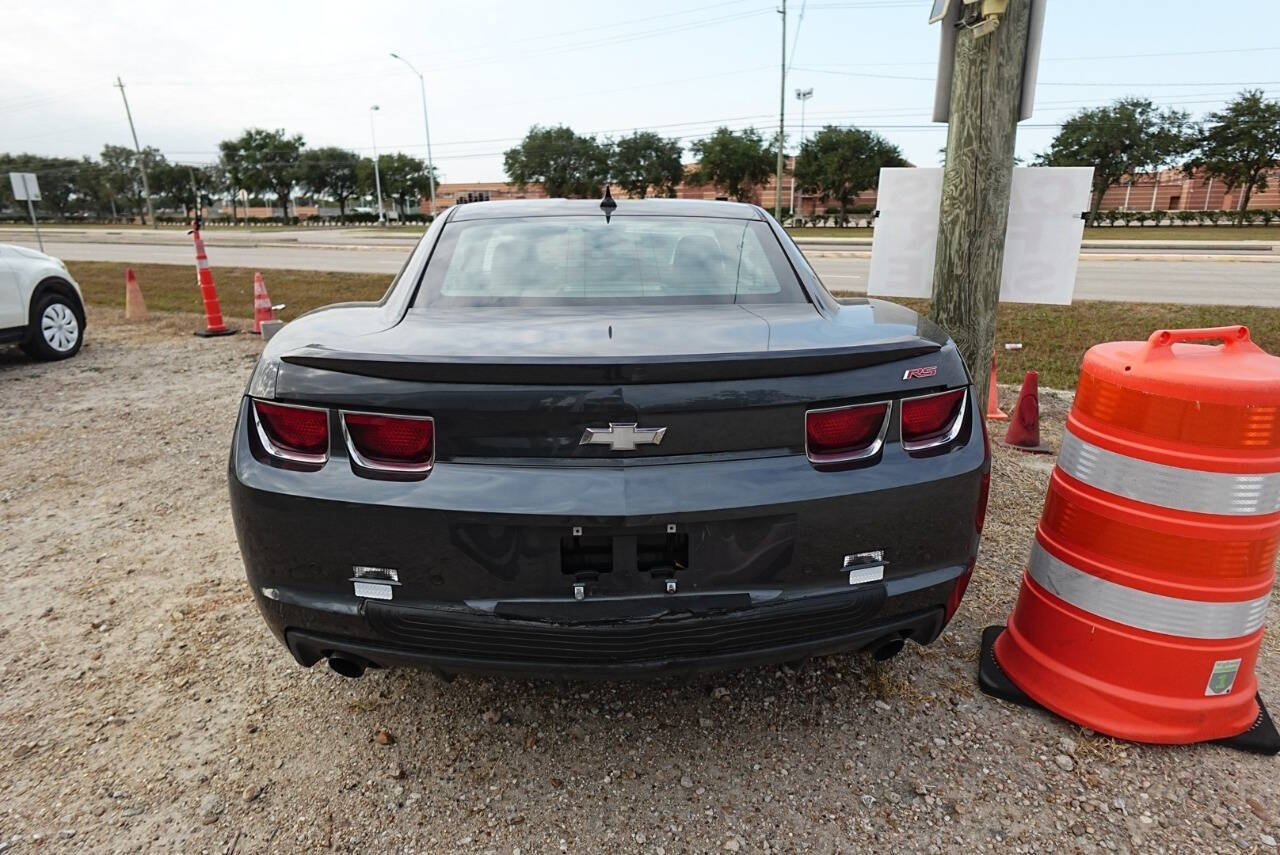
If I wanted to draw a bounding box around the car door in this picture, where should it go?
[0,248,29,329]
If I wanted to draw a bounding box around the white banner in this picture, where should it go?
[867,166,1093,305]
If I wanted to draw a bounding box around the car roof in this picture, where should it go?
[447,197,766,221]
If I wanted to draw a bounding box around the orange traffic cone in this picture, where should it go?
[984,355,1008,420]
[1002,371,1053,454]
[189,222,236,337]
[252,272,276,334]
[980,326,1280,752]
[124,267,147,322]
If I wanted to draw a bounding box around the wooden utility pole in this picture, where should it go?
[114,76,157,229]
[929,0,1031,406]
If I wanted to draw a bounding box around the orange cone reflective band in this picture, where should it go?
[124,267,147,322]
[985,356,1008,421]
[252,272,276,334]
[190,223,236,337]
[1003,371,1052,454]
[991,325,1280,746]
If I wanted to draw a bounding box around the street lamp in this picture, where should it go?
[389,52,438,217]
[791,87,814,219]
[369,105,386,226]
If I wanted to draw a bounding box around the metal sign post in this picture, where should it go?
[9,172,43,252]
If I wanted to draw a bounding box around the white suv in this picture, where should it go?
[0,244,86,360]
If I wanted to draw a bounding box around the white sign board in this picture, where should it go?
[9,172,40,201]
[864,169,944,301]
[867,166,1094,305]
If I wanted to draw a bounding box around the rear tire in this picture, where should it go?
[22,292,84,360]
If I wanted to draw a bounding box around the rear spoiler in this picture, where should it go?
[281,340,943,385]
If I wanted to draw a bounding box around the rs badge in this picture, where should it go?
[903,366,937,381]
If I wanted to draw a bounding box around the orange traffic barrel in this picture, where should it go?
[983,326,1280,748]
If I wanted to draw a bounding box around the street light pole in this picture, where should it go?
[390,52,438,217]
[369,105,386,226]
[773,0,787,222]
[791,87,813,218]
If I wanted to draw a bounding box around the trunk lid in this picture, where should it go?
[277,303,950,460]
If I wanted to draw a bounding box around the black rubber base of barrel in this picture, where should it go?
[978,625,1279,756]
[194,327,238,337]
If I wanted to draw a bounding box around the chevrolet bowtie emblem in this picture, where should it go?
[579,422,667,451]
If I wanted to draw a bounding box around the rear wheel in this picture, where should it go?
[21,292,84,360]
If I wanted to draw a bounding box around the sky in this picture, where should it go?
[3,0,1278,184]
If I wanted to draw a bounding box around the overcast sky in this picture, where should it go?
[3,1,1277,184]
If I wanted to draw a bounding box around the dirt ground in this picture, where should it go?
[2,309,1278,855]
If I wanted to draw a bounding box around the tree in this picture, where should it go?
[610,131,684,198]
[75,157,115,216]
[100,144,153,218]
[223,128,305,217]
[504,125,610,198]
[0,154,80,218]
[218,139,247,221]
[373,153,440,217]
[1185,89,1280,222]
[150,162,218,218]
[687,127,775,203]
[794,126,906,220]
[1035,97,1191,224]
[301,147,362,221]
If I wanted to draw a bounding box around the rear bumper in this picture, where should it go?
[284,597,950,680]
[229,394,986,677]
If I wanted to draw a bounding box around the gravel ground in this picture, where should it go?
[2,310,1278,855]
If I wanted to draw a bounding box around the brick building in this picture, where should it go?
[1094,168,1280,211]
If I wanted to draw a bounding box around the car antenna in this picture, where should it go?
[600,185,616,223]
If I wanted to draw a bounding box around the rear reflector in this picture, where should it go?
[901,388,966,450]
[252,400,329,463]
[341,411,435,474]
[806,402,890,463]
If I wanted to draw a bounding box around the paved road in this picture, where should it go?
[10,235,1278,307]
[26,239,410,274]
[808,257,1278,307]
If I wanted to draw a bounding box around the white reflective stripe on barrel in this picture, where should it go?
[1058,430,1280,516]
[1028,542,1270,640]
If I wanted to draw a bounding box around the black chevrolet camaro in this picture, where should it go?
[229,198,990,679]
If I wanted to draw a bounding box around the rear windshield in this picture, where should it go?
[413,215,805,307]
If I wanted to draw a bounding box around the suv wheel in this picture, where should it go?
[22,292,84,360]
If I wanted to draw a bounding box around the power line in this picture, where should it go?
[794,65,1280,88]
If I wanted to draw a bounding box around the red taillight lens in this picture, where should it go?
[253,400,329,460]
[806,402,889,461]
[901,389,966,448]
[343,412,434,470]
[944,561,975,623]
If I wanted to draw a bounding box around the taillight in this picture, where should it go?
[805,402,890,464]
[341,411,435,475]
[900,388,966,451]
[252,400,329,464]
[976,415,992,533]
[944,560,975,623]
[975,470,991,533]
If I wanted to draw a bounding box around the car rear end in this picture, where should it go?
[228,202,991,679]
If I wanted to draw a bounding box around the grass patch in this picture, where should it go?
[68,262,389,322]
[69,262,1278,392]
[786,227,873,239]
[889,297,1280,389]
[786,225,1280,241]
[1082,225,1280,241]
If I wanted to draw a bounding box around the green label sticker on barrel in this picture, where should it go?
[1205,659,1241,697]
